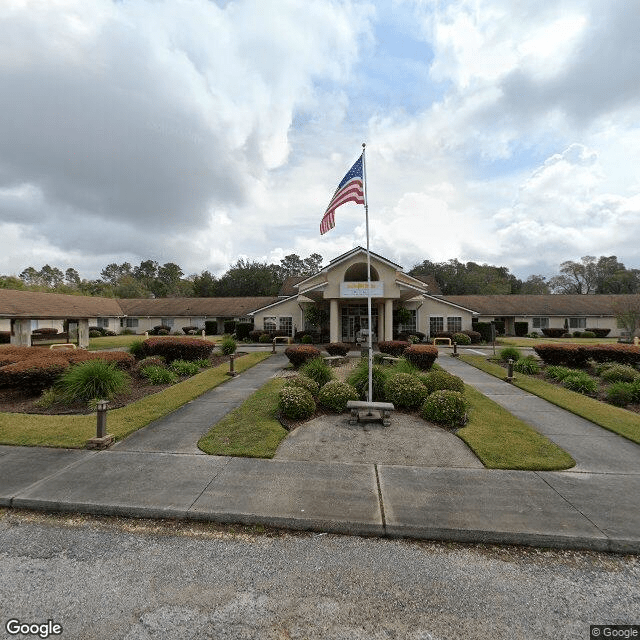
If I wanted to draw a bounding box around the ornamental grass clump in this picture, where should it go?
[300,357,334,388]
[317,380,358,412]
[498,346,521,362]
[383,373,428,409]
[220,336,237,356]
[283,375,320,398]
[418,370,465,395]
[56,360,130,402]
[606,381,635,407]
[545,365,578,381]
[140,365,178,385]
[347,360,388,401]
[420,390,468,427]
[278,386,316,420]
[599,364,640,383]
[562,372,598,395]
[170,359,201,376]
[513,356,541,375]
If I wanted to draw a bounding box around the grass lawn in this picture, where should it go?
[459,385,575,470]
[198,377,288,458]
[88,334,222,351]
[0,351,271,448]
[496,336,619,348]
[460,354,640,446]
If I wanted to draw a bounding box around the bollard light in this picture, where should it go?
[226,353,237,377]
[453,341,458,357]
[507,358,514,382]
[96,400,109,438]
[272,338,276,354]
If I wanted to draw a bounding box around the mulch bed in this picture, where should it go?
[0,353,236,416]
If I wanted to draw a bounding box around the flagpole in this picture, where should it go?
[362,142,373,406]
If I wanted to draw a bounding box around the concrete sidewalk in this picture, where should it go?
[1,351,639,553]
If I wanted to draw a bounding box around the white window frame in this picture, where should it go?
[429,316,444,335]
[569,317,586,329]
[264,316,276,332]
[532,317,549,329]
[279,316,293,335]
[120,318,139,328]
[97,317,110,328]
[447,317,462,333]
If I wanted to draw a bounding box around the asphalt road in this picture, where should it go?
[1,510,638,640]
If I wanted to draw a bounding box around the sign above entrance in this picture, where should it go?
[340,281,384,298]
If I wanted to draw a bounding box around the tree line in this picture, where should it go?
[1,253,638,298]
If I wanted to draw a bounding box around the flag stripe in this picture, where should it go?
[319,154,364,235]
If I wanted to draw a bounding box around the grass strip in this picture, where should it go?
[198,377,287,458]
[460,354,640,445]
[459,385,575,470]
[0,352,271,449]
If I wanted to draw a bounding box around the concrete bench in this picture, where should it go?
[380,356,402,365]
[432,337,452,346]
[347,400,395,427]
[323,355,348,366]
[50,343,76,351]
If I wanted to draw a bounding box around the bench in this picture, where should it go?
[50,343,76,351]
[380,356,402,365]
[347,400,395,427]
[323,355,348,367]
[432,337,452,346]
[271,336,293,352]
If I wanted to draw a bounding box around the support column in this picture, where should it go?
[329,299,339,343]
[377,303,385,343]
[78,319,90,349]
[385,299,394,341]
[10,319,31,347]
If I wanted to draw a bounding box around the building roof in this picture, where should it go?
[278,276,307,297]
[117,296,278,318]
[410,274,442,295]
[441,294,633,317]
[0,289,124,319]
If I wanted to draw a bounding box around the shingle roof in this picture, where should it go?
[278,276,306,297]
[441,294,632,316]
[0,289,123,319]
[411,274,442,295]
[117,297,279,317]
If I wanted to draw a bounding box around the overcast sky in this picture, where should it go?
[1,0,639,281]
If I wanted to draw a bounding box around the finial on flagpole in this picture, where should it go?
[362,142,366,150]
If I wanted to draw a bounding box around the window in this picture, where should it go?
[97,317,110,328]
[264,316,276,332]
[447,317,462,333]
[279,316,292,335]
[532,317,549,329]
[397,309,417,333]
[120,318,139,328]
[569,317,586,329]
[430,316,443,335]
[160,318,174,327]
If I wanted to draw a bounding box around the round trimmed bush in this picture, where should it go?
[562,372,598,395]
[317,380,358,412]
[498,346,521,362]
[378,341,410,357]
[581,331,596,338]
[300,357,334,388]
[141,337,215,363]
[56,360,130,401]
[278,386,316,419]
[452,333,471,345]
[383,373,428,409]
[513,356,540,375]
[420,390,468,427]
[325,342,350,357]
[283,375,320,398]
[301,334,313,344]
[403,345,438,371]
[284,345,322,368]
[418,370,465,394]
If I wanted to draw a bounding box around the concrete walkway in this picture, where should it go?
[1,350,639,553]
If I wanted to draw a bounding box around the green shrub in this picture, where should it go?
[325,342,351,357]
[452,332,471,345]
[56,360,130,402]
[278,386,316,419]
[170,359,201,376]
[581,331,596,338]
[403,345,438,370]
[235,322,253,341]
[383,373,428,409]
[498,346,521,362]
[514,321,529,337]
[128,339,146,360]
[283,375,320,398]
[141,337,215,363]
[630,380,640,404]
[420,390,468,426]
[0,357,70,394]
[599,364,640,383]
[300,357,334,388]
[606,382,635,407]
[418,370,465,394]
[545,365,578,381]
[259,333,272,343]
[562,372,598,395]
[140,365,178,385]
[346,359,388,402]
[513,356,540,375]
[317,380,358,412]
[301,334,314,344]
[193,358,211,368]
[284,345,322,368]
[388,358,418,375]
[534,344,591,368]
[220,336,237,355]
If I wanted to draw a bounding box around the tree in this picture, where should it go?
[192,271,218,297]
[519,275,550,294]
[65,268,81,288]
[114,275,150,299]
[215,259,279,296]
[612,295,640,338]
[133,260,159,292]
[19,267,40,287]
[548,256,597,294]
[101,262,133,286]
[594,256,640,294]
[153,262,190,297]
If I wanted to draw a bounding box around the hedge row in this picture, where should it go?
[378,341,410,356]
[140,337,215,363]
[533,343,640,367]
[284,345,322,367]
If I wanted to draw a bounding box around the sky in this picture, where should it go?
[1,0,639,282]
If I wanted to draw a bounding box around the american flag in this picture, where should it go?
[320,154,365,235]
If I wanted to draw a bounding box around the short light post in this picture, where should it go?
[452,341,458,357]
[87,400,114,449]
[226,353,237,377]
[506,358,514,383]
[272,338,276,354]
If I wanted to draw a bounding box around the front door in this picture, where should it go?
[341,305,377,343]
